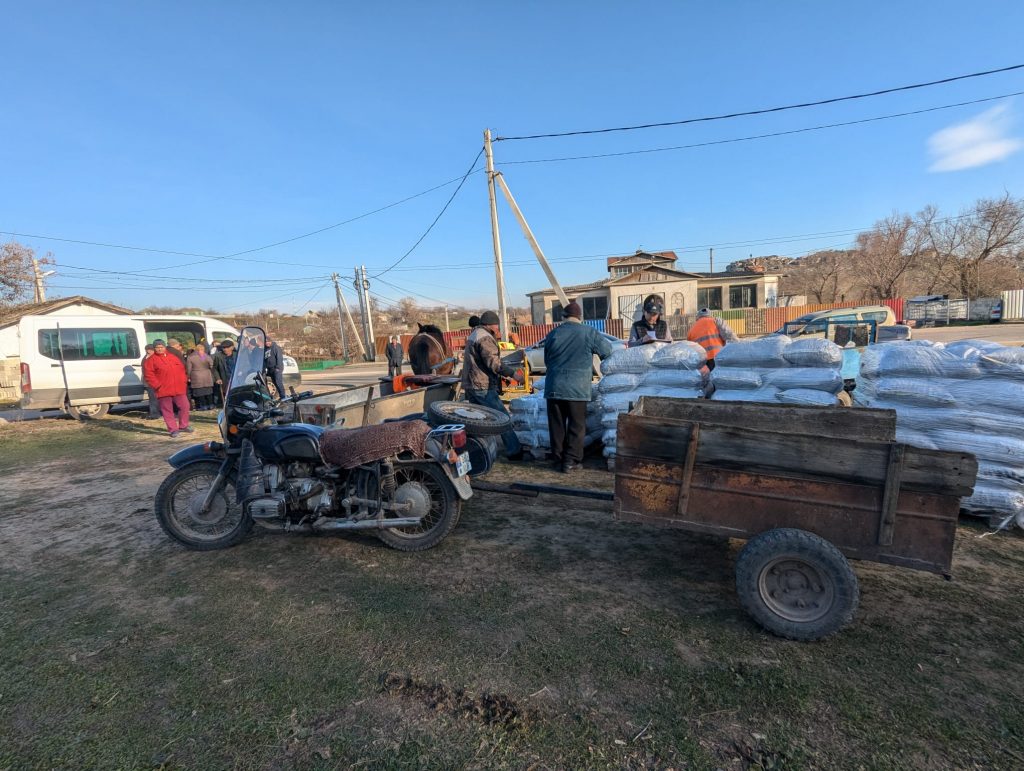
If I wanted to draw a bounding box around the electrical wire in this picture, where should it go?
[499,91,1024,164]
[370,147,485,278]
[374,276,454,306]
[0,167,486,274]
[494,63,1024,141]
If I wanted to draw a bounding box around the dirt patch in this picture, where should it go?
[380,671,533,729]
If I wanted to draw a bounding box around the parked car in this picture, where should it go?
[778,305,904,338]
[525,331,626,375]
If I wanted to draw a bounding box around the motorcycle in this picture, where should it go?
[154,326,473,552]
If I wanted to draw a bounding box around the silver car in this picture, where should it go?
[524,331,626,375]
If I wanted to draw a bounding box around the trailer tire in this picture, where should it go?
[426,400,510,437]
[67,403,110,420]
[735,528,859,641]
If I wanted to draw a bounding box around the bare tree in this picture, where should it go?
[855,214,925,300]
[923,194,1024,298]
[782,250,852,303]
[1,242,53,305]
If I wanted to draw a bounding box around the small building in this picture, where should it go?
[527,250,781,325]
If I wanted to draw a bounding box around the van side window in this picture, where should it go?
[38,329,141,361]
[862,311,889,323]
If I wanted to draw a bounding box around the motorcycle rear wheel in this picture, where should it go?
[155,462,252,550]
[377,462,461,552]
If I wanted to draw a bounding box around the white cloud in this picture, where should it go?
[927,103,1022,172]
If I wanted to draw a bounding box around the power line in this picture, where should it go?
[0,167,485,274]
[374,276,454,306]
[499,91,1024,164]
[370,148,485,279]
[494,63,1024,141]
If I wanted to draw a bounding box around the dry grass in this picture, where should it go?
[1,415,1023,769]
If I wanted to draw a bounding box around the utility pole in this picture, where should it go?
[31,258,46,303]
[709,248,714,274]
[354,265,376,361]
[333,273,365,360]
[483,129,509,340]
[331,273,349,357]
[444,305,450,332]
[493,173,569,307]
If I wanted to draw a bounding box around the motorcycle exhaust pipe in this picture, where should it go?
[312,517,422,531]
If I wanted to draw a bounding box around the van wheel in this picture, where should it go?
[67,403,110,420]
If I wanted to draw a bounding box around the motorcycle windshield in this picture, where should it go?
[228,327,268,392]
[223,327,273,432]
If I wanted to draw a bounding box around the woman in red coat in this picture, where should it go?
[142,339,192,437]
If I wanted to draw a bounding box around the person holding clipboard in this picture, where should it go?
[626,295,673,347]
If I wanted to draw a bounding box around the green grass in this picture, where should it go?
[1,419,1024,768]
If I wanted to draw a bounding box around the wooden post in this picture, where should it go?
[483,129,509,341]
[444,305,450,332]
[493,173,569,308]
[361,265,376,360]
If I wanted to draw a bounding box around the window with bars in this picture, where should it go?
[697,287,722,311]
[728,284,758,309]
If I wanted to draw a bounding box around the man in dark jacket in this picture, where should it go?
[213,339,237,400]
[386,336,404,377]
[461,310,524,459]
[543,301,613,473]
[264,334,286,398]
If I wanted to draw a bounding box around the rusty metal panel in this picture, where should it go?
[614,461,958,574]
[617,412,975,497]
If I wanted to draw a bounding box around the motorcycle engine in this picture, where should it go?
[249,494,288,520]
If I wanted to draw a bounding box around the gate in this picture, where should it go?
[618,294,642,326]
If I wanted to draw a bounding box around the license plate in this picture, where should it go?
[454,452,472,477]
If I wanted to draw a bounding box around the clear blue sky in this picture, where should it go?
[3,1,1023,314]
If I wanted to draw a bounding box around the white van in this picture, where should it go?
[15,314,300,417]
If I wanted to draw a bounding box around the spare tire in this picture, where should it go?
[427,400,510,437]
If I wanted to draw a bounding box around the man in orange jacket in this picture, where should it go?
[142,339,193,437]
[686,308,738,370]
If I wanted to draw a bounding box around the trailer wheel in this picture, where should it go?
[735,528,859,641]
[67,403,110,420]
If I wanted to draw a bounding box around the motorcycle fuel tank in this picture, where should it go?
[251,423,325,462]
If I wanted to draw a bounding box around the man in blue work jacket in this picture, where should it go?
[542,301,613,473]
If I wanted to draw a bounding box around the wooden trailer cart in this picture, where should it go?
[479,397,978,641]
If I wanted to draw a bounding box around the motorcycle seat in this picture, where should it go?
[320,419,433,469]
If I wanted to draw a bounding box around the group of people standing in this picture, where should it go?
[460,295,736,473]
[140,334,289,438]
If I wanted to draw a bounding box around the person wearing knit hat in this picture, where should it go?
[542,299,613,473]
[461,310,526,460]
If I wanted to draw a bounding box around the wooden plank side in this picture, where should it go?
[614,464,958,574]
[616,413,976,497]
[634,396,897,442]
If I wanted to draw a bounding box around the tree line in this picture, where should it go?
[775,194,1024,303]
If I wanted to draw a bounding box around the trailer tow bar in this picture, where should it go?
[472,480,614,502]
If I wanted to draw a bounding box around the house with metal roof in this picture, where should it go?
[526,250,781,324]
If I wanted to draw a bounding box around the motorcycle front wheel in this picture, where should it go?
[154,461,252,550]
[377,462,461,552]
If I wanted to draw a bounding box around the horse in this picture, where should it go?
[408,323,454,375]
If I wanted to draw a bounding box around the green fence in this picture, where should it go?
[296,360,348,370]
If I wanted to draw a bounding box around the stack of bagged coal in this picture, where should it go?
[598,341,707,462]
[708,335,844,406]
[853,339,1024,528]
[509,375,603,459]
